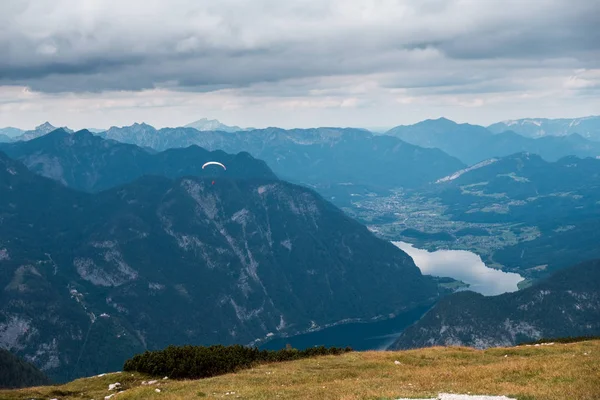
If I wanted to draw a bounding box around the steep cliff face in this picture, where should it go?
[390,260,600,350]
[0,153,439,382]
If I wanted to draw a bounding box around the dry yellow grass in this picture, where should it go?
[2,340,599,400]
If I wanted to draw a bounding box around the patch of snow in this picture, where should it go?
[437,159,499,183]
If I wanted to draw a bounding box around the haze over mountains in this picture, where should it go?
[488,116,600,141]
[1,114,600,385]
[0,129,276,192]
[98,124,466,190]
[386,118,600,164]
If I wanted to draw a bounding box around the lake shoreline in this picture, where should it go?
[393,241,525,296]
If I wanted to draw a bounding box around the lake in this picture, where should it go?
[260,305,432,351]
[392,241,524,296]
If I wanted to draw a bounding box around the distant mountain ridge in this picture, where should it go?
[13,122,74,141]
[0,127,24,139]
[386,118,600,164]
[391,259,600,350]
[488,116,600,141]
[0,151,439,382]
[0,129,277,192]
[184,118,250,132]
[99,124,465,190]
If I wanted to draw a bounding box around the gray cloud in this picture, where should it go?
[2,0,598,94]
[1,0,599,131]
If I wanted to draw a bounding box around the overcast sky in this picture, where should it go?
[2,0,599,130]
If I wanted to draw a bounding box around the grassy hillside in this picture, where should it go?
[2,340,598,400]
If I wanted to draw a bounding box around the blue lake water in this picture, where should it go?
[259,305,432,351]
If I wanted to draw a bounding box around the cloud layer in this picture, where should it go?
[1,0,599,128]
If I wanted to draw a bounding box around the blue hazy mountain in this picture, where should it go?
[386,118,600,164]
[0,129,277,192]
[184,117,249,132]
[99,124,465,189]
[488,116,600,141]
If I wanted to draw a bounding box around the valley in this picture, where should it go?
[1,120,599,391]
[2,1,600,396]
[334,188,542,277]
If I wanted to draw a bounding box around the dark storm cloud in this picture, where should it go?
[1,0,599,94]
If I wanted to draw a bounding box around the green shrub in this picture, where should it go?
[123,344,352,379]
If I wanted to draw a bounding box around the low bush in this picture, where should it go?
[123,344,352,379]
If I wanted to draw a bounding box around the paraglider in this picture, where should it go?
[202,161,226,170]
[202,161,226,186]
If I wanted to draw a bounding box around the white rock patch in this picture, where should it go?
[397,395,516,400]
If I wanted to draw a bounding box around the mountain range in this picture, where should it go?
[0,127,23,140]
[391,259,600,350]
[0,129,276,193]
[488,116,600,141]
[96,124,467,190]
[0,150,439,382]
[386,118,600,164]
[12,122,74,142]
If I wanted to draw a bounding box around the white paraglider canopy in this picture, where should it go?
[202,161,226,170]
